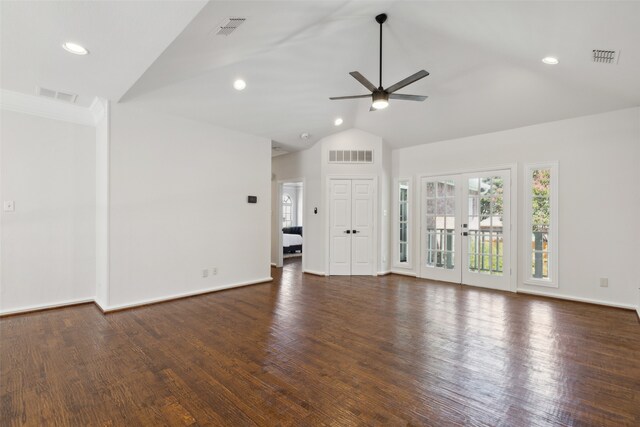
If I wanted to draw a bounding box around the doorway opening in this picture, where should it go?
[278,181,304,269]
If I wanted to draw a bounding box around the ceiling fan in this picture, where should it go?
[330,13,429,111]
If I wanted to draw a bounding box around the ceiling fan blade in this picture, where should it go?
[329,94,371,100]
[349,71,377,92]
[389,94,428,101]
[385,70,429,93]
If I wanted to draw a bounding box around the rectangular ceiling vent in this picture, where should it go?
[329,150,373,164]
[215,17,246,36]
[592,49,620,64]
[36,86,78,103]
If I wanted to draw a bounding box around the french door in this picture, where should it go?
[420,170,511,291]
[329,179,374,275]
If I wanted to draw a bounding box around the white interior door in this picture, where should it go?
[329,179,374,276]
[351,180,374,275]
[461,170,511,291]
[329,180,352,275]
[420,170,511,291]
[420,175,462,282]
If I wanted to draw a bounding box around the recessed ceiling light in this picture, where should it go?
[334,118,343,126]
[542,56,559,65]
[62,42,89,55]
[233,79,246,90]
[300,132,311,140]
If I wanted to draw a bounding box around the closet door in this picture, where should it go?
[329,179,375,276]
[351,179,374,275]
[329,180,352,275]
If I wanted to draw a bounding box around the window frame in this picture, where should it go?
[394,178,412,269]
[523,162,559,287]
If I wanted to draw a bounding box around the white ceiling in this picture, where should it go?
[0,0,207,106]
[2,1,640,150]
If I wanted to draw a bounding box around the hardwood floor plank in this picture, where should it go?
[1,258,639,426]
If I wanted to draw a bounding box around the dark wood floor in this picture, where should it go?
[2,258,639,426]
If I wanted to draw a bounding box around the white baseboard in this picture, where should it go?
[517,289,637,310]
[101,277,273,312]
[390,270,418,277]
[270,263,277,267]
[1,278,274,316]
[0,298,95,317]
[377,270,391,276]
[303,270,326,277]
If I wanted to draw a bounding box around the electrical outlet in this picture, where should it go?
[202,269,209,278]
[599,278,608,288]
[211,267,218,275]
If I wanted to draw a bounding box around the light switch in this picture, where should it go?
[3,201,15,212]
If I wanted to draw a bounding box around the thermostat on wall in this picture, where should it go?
[247,196,257,203]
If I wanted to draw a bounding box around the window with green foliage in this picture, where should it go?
[524,163,558,286]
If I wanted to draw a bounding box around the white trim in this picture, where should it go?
[325,175,378,276]
[0,298,95,317]
[303,269,327,276]
[522,161,559,288]
[0,89,95,126]
[391,270,418,277]
[377,270,391,276]
[100,277,273,312]
[517,289,636,311]
[270,262,277,267]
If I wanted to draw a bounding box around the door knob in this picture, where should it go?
[352,230,360,234]
[344,230,351,234]
[462,232,468,236]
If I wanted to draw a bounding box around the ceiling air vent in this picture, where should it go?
[36,86,78,103]
[215,18,246,36]
[592,49,619,64]
[329,150,373,164]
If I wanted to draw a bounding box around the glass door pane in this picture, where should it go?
[420,175,461,282]
[461,170,510,291]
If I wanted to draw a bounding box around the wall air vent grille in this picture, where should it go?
[215,18,246,36]
[592,49,619,64]
[328,150,373,164]
[36,86,78,103]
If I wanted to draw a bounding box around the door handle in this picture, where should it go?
[344,230,351,234]
[462,232,468,236]
[352,230,360,234]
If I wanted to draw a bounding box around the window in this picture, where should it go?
[395,179,411,267]
[524,163,558,287]
[282,194,292,228]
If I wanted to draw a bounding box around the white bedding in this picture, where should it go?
[283,233,303,247]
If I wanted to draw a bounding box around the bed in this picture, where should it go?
[282,226,303,254]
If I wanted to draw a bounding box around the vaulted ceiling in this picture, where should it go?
[2,1,640,151]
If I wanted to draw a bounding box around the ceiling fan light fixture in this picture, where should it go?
[371,92,389,110]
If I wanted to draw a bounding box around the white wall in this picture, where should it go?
[0,110,96,313]
[393,107,640,308]
[107,103,271,309]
